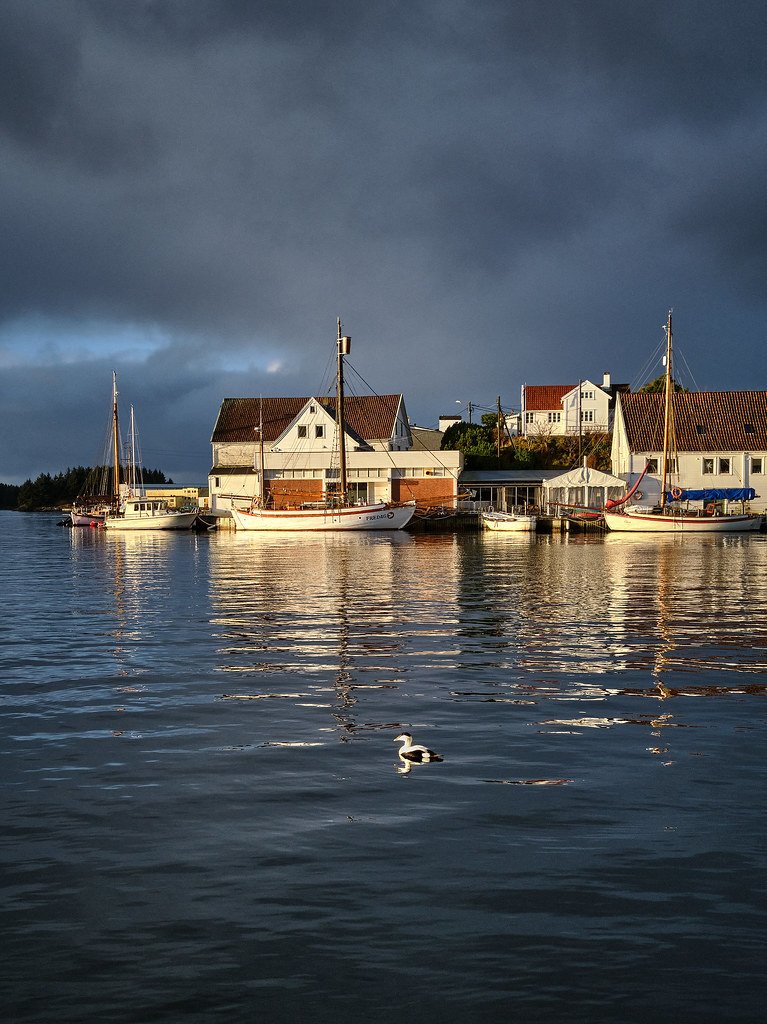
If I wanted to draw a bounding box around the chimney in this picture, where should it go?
[602,371,611,388]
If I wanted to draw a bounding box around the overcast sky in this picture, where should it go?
[2,0,766,483]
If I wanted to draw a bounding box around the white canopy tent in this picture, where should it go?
[543,465,628,511]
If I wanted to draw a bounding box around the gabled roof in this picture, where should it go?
[524,385,575,411]
[211,394,404,444]
[543,465,627,488]
[619,391,767,451]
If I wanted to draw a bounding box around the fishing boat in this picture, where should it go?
[603,312,761,534]
[103,405,199,531]
[104,495,200,531]
[480,509,537,532]
[231,321,417,532]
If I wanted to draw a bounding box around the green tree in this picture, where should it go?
[0,482,21,509]
[638,375,688,394]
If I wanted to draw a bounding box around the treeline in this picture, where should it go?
[0,482,21,509]
[441,420,612,471]
[2,466,173,512]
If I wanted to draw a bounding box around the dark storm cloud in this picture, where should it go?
[1,0,767,481]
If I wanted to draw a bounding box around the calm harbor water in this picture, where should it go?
[2,510,766,1024]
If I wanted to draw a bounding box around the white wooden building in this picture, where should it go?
[611,390,767,513]
[521,374,627,438]
[209,393,462,514]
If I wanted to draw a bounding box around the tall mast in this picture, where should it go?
[111,371,121,504]
[660,310,673,509]
[129,405,137,497]
[257,398,265,506]
[336,318,351,505]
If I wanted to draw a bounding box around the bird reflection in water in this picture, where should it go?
[394,732,443,774]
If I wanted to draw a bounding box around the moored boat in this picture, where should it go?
[104,496,200,531]
[231,320,416,532]
[103,404,199,531]
[480,510,537,532]
[604,311,762,534]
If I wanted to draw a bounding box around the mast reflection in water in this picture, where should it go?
[3,513,767,1024]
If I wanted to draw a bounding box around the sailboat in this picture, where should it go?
[231,321,417,532]
[603,312,761,533]
[480,509,536,532]
[103,401,199,531]
[70,372,123,526]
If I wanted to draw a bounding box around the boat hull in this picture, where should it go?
[104,511,199,530]
[231,501,416,532]
[603,510,762,533]
[70,510,106,527]
[481,513,536,533]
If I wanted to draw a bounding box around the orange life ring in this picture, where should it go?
[706,502,716,515]
[671,486,683,500]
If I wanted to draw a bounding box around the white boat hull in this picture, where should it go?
[481,512,537,533]
[231,501,416,532]
[70,510,106,527]
[603,510,762,533]
[104,510,199,530]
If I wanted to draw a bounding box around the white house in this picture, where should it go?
[611,390,767,513]
[209,393,463,514]
[521,374,627,438]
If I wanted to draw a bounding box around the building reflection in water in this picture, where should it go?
[209,531,455,748]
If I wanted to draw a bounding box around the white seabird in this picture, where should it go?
[394,732,443,764]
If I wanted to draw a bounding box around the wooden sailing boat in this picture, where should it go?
[603,312,761,533]
[70,372,123,526]
[231,321,417,531]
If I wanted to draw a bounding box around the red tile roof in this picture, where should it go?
[524,385,575,411]
[211,394,403,444]
[620,391,767,451]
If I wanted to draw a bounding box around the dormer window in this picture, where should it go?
[696,424,706,435]
[744,423,755,434]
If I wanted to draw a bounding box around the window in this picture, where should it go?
[702,458,714,474]
[525,412,534,424]
[695,424,706,435]
[315,425,325,439]
[309,404,316,414]
[744,423,755,434]
[547,412,561,423]
[719,457,731,474]
[214,477,220,488]
[297,425,307,438]
[581,410,594,422]
[347,483,369,503]
[581,390,594,400]
[646,458,658,473]
[752,457,763,474]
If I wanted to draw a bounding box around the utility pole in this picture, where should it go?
[577,379,583,464]
[497,396,502,463]
[468,400,473,424]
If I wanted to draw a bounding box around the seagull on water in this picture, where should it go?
[394,732,443,764]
